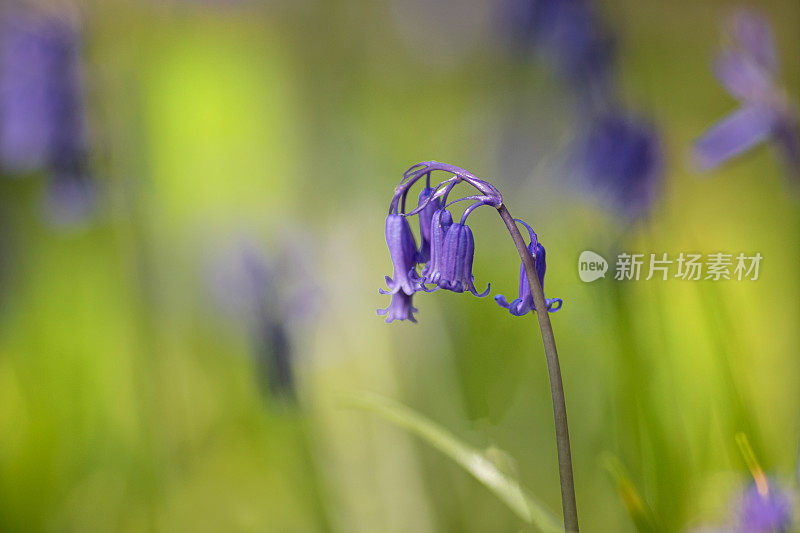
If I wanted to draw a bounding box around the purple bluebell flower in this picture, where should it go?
[0,10,55,172]
[575,112,662,218]
[380,214,418,297]
[495,219,562,315]
[206,236,320,401]
[501,0,615,95]
[419,207,453,283]
[693,9,800,178]
[379,162,506,322]
[0,8,94,224]
[377,290,418,324]
[419,219,490,297]
[416,181,440,263]
[736,482,793,533]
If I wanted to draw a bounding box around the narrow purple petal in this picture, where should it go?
[732,9,778,74]
[378,291,418,323]
[694,105,776,170]
[713,50,774,102]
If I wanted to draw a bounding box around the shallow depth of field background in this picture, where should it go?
[0,0,798,531]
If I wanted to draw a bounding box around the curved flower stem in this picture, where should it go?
[497,204,578,532]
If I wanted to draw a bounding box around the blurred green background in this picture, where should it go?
[0,0,798,531]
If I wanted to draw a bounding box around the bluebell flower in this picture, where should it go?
[691,477,795,533]
[495,219,562,315]
[419,207,453,283]
[380,214,418,297]
[693,9,799,177]
[0,9,55,172]
[377,290,418,324]
[736,482,793,533]
[502,0,615,95]
[0,8,94,224]
[379,161,519,323]
[415,183,440,264]
[205,237,318,401]
[419,218,490,297]
[575,111,662,218]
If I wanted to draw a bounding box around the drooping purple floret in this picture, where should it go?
[416,185,440,263]
[736,482,793,533]
[419,208,452,282]
[377,290,418,324]
[576,112,662,218]
[421,221,490,297]
[693,9,799,178]
[495,219,562,315]
[0,8,94,224]
[380,214,418,297]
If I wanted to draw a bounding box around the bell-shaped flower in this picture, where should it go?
[417,208,452,282]
[380,214,418,296]
[377,290,417,323]
[416,186,441,263]
[420,220,489,297]
[495,220,562,316]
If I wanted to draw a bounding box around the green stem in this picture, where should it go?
[497,204,579,532]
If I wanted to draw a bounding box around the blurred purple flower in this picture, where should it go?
[575,111,663,218]
[692,479,795,533]
[736,482,793,533]
[693,9,799,178]
[206,236,319,401]
[502,0,615,95]
[0,8,94,225]
[495,219,561,315]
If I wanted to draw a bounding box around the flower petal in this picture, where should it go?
[713,50,773,102]
[694,105,776,170]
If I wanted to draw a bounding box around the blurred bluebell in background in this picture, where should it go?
[0,5,94,226]
[694,8,799,181]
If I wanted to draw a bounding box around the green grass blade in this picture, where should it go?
[341,391,563,533]
[601,453,661,532]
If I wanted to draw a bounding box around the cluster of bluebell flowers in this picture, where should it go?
[694,9,799,179]
[378,161,562,323]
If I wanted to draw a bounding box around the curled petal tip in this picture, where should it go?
[471,282,491,297]
[494,294,510,308]
[547,298,564,312]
